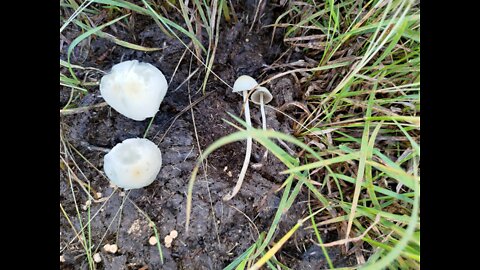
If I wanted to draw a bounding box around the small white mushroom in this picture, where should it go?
[103,138,162,190]
[250,87,273,131]
[251,86,273,163]
[100,60,168,121]
[223,75,258,201]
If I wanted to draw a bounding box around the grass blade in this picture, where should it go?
[67,13,130,80]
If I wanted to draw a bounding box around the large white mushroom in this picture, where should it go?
[100,60,168,121]
[103,138,162,190]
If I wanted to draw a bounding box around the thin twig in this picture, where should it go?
[153,91,213,143]
[187,54,221,245]
[93,190,130,254]
[228,204,260,238]
[60,102,108,115]
[313,214,381,247]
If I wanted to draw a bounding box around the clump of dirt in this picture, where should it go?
[60,2,356,269]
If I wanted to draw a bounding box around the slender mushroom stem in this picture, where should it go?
[260,94,266,130]
[259,94,269,161]
[223,91,252,201]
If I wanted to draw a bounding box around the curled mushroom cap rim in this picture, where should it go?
[250,86,273,105]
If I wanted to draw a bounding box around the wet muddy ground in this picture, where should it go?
[60,2,357,269]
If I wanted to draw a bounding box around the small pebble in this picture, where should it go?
[60,255,65,263]
[93,253,102,263]
[148,236,158,246]
[103,243,118,254]
[82,200,92,210]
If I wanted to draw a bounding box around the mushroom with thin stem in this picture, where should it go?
[103,138,162,190]
[251,86,273,131]
[251,86,273,162]
[100,60,168,121]
[223,75,258,201]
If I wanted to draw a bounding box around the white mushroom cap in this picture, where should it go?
[251,87,273,105]
[232,75,258,93]
[103,138,162,190]
[100,60,168,121]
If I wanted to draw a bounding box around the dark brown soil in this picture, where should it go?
[60,2,356,269]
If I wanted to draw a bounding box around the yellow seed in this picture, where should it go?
[148,236,158,246]
[164,235,173,245]
[103,244,118,254]
[169,230,178,239]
